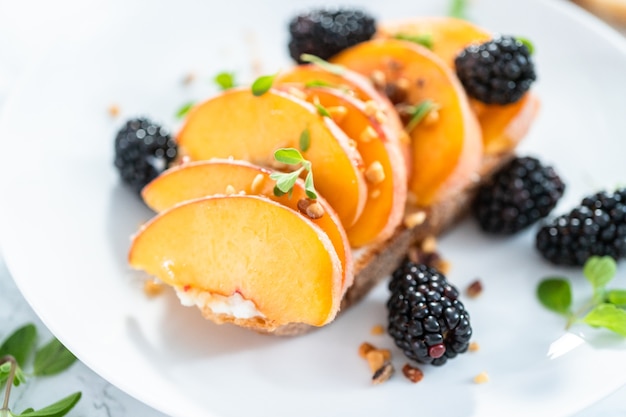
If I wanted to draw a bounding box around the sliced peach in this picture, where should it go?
[129,195,343,328]
[141,159,353,291]
[332,39,482,207]
[177,88,367,228]
[285,86,407,247]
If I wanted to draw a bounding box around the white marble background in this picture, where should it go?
[0,0,624,416]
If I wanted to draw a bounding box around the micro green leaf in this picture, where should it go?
[517,37,535,55]
[607,289,626,306]
[304,79,336,89]
[273,185,287,197]
[33,338,77,377]
[0,324,37,367]
[536,278,572,315]
[405,100,438,133]
[12,366,26,387]
[300,54,345,75]
[304,171,317,199]
[270,169,302,194]
[315,103,331,118]
[393,33,434,49]
[17,392,81,417]
[448,0,468,19]
[214,71,236,90]
[251,73,277,96]
[583,303,626,336]
[583,256,617,291]
[273,148,305,165]
[175,101,195,119]
[299,127,311,152]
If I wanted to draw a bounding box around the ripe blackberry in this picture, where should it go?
[114,117,177,193]
[387,261,472,366]
[455,35,536,104]
[536,188,626,265]
[473,156,565,234]
[288,8,376,63]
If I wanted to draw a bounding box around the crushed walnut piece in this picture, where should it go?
[466,279,483,298]
[402,364,424,383]
[370,324,385,335]
[358,342,375,358]
[359,342,395,384]
[143,280,164,297]
[108,104,120,118]
[297,198,325,219]
[468,342,480,352]
[372,362,394,385]
[473,371,489,384]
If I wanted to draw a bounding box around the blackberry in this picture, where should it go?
[114,117,177,193]
[473,156,565,234]
[455,35,536,104]
[288,8,376,63]
[536,188,626,265]
[387,261,472,366]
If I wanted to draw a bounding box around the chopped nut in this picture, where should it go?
[369,188,381,199]
[423,107,440,126]
[143,280,164,297]
[469,342,480,352]
[108,104,120,118]
[358,342,375,358]
[327,106,348,123]
[374,109,388,125]
[466,279,483,298]
[364,100,380,117]
[359,125,379,143]
[474,371,489,384]
[402,364,424,383]
[347,138,358,149]
[297,198,325,219]
[435,259,451,275]
[421,235,437,253]
[365,161,385,185]
[372,362,394,385]
[225,184,236,195]
[366,350,386,372]
[371,324,385,335]
[403,210,427,229]
[369,70,386,89]
[182,72,196,85]
[251,174,265,194]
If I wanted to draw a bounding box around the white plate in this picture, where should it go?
[1,0,626,416]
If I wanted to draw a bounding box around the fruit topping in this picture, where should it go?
[288,8,376,63]
[387,260,472,366]
[114,117,177,193]
[455,36,536,104]
[472,156,566,234]
[536,188,626,265]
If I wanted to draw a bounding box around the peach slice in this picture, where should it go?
[177,88,367,228]
[332,39,483,207]
[141,159,353,291]
[287,86,407,247]
[129,195,343,328]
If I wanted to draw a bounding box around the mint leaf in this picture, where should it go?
[583,303,626,336]
[607,289,626,306]
[273,148,304,165]
[214,71,235,90]
[304,171,317,199]
[393,33,433,49]
[17,392,81,417]
[405,100,438,133]
[299,128,311,152]
[0,324,37,367]
[517,37,535,55]
[583,256,617,291]
[300,54,345,75]
[537,278,572,315]
[449,0,468,19]
[251,73,276,96]
[175,101,194,119]
[270,170,302,194]
[33,338,76,377]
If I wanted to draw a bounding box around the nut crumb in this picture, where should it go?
[358,342,375,358]
[359,125,379,143]
[403,210,427,229]
[423,107,440,126]
[402,364,424,383]
[143,280,164,297]
[108,104,120,118]
[328,106,348,123]
[371,324,385,335]
[365,161,385,185]
[369,70,386,89]
[365,350,386,372]
[225,184,236,195]
[250,174,265,194]
[369,188,382,199]
[434,259,451,275]
[372,362,394,385]
[421,235,437,253]
[297,198,325,219]
[473,371,489,384]
[468,342,480,352]
[466,279,483,298]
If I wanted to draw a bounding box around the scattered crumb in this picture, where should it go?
[402,364,424,383]
[372,362,394,385]
[182,72,196,85]
[469,342,480,352]
[473,371,489,384]
[421,235,437,253]
[143,280,164,297]
[225,184,236,195]
[403,210,427,229]
[466,279,483,298]
[370,324,385,335]
[365,350,386,372]
[108,104,120,118]
[358,342,375,358]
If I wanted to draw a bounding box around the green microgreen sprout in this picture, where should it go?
[299,54,345,76]
[0,324,80,417]
[536,256,626,336]
[314,103,331,118]
[448,0,469,20]
[214,71,236,90]
[299,127,311,152]
[405,100,440,133]
[251,73,278,96]
[393,33,434,50]
[269,148,317,199]
[516,37,535,55]
[175,101,195,119]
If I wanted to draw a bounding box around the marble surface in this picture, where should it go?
[0,0,625,416]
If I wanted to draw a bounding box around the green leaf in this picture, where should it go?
[0,324,37,367]
[13,366,26,387]
[607,289,626,306]
[270,170,302,194]
[175,101,195,119]
[304,79,336,89]
[393,33,434,49]
[583,303,626,336]
[448,0,468,19]
[300,54,345,75]
[20,409,35,415]
[299,128,311,152]
[251,73,276,96]
[272,185,286,197]
[33,338,77,377]
[516,37,535,55]
[273,148,305,165]
[315,103,331,118]
[536,278,572,315]
[304,171,317,199]
[583,256,617,291]
[214,71,235,90]
[17,392,81,417]
[405,100,438,133]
